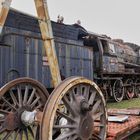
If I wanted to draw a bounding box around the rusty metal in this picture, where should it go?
[124,79,135,99]
[0,0,11,34]
[21,110,43,125]
[135,78,140,98]
[35,111,43,124]
[41,77,107,140]
[0,77,49,139]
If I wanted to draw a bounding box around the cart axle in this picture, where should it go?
[21,110,43,126]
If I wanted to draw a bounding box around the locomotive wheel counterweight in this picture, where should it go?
[135,79,140,98]
[125,79,134,100]
[0,78,49,140]
[41,77,107,140]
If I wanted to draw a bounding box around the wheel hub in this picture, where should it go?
[4,107,30,131]
[76,97,94,139]
[79,114,93,139]
[81,100,93,112]
[4,112,19,130]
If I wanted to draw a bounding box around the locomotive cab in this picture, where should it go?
[84,34,120,76]
[101,39,119,74]
[83,35,103,77]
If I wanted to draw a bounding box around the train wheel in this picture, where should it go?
[113,79,124,102]
[41,77,107,140]
[135,79,140,98]
[0,77,49,140]
[125,79,134,100]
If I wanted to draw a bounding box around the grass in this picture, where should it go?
[107,98,140,109]
[128,132,140,140]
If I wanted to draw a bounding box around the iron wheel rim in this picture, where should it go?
[41,77,107,140]
[0,77,49,140]
[113,79,124,102]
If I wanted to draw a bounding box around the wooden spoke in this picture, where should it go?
[27,88,36,105]
[53,125,77,129]
[55,131,76,140]
[1,97,17,110]
[30,97,40,109]
[0,126,6,134]
[62,96,75,116]
[23,85,29,105]
[84,85,90,101]
[24,129,29,140]
[56,110,76,123]
[9,90,19,107]
[1,131,13,140]
[93,112,104,120]
[0,109,9,115]
[92,100,101,114]
[88,91,96,105]
[28,126,34,138]
[17,86,23,107]
[19,130,23,140]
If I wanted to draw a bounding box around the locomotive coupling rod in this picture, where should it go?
[21,110,43,126]
[123,84,134,87]
[123,83,140,87]
[135,83,140,86]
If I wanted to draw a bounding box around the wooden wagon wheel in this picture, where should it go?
[41,77,107,140]
[0,77,49,140]
[125,79,134,100]
[134,78,140,98]
[112,79,124,102]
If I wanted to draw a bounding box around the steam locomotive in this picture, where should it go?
[0,9,140,102]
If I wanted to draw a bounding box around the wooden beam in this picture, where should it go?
[0,0,12,34]
[34,0,61,87]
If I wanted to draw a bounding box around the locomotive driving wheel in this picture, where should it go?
[41,77,107,140]
[135,79,140,98]
[125,79,134,100]
[113,79,124,102]
[0,77,49,140]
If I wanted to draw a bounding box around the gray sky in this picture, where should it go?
[11,0,140,45]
